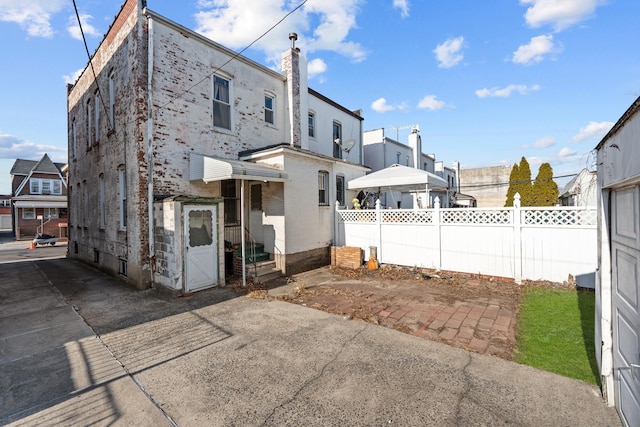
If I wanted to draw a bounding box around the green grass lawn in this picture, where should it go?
[514,287,600,385]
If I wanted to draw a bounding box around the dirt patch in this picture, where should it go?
[232,265,574,361]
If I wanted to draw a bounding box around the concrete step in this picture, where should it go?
[246,260,282,283]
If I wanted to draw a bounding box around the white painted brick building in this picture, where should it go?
[67,0,367,292]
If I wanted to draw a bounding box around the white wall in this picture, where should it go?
[336,203,597,285]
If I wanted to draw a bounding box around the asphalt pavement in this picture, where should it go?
[0,240,623,426]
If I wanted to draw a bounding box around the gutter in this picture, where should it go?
[145,11,156,284]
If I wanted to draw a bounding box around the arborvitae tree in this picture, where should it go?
[504,163,520,207]
[532,162,559,206]
[517,156,533,206]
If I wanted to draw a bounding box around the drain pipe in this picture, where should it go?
[146,12,156,285]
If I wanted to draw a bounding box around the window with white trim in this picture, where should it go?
[213,75,231,130]
[99,174,105,228]
[118,167,127,230]
[29,179,63,195]
[318,171,329,206]
[308,112,315,138]
[44,208,58,219]
[264,94,275,124]
[22,208,35,220]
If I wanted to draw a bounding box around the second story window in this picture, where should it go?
[94,90,100,143]
[30,179,62,195]
[108,70,115,130]
[87,99,93,148]
[308,112,315,138]
[213,75,231,130]
[264,94,275,124]
[333,121,342,159]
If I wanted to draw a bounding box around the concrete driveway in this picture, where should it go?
[1,258,622,426]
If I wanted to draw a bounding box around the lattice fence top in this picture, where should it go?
[441,209,512,224]
[382,210,433,223]
[338,210,376,223]
[337,207,597,226]
[522,208,597,226]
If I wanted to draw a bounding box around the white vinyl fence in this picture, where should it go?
[334,196,597,286]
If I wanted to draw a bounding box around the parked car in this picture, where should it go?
[33,233,57,246]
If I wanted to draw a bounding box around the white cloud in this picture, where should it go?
[0,0,67,37]
[62,68,84,85]
[533,136,556,148]
[393,0,409,18]
[513,35,561,65]
[475,84,541,98]
[417,95,445,111]
[194,0,367,65]
[0,132,66,161]
[307,58,327,78]
[521,0,604,32]
[371,98,395,113]
[571,121,614,142]
[433,36,465,68]
[558,147,577,157]
[67,13,101,41]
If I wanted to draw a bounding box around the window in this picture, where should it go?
[72,118,77,159]
[22,208,35,219]
[94,90,100,143]
[222,180,239,224]
[213,75,231,130]
[318,171,329,205]
[30,179,63,195]
[108,70,115,130]
[118,167,127,230]
[397,152,401,164]
[251,184,262,211]
[83,180,88,227]
[336,175,345,207]
[264,94,275,124]
[87,99,93,148]
[30,179,40,194]
[98,174,105,228]
[333,121,342,159]
[44,208,58,219]
[119,258,127,276]
[0,200,10,207]
[308,112,315,138]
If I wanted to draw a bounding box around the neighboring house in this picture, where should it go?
[362,127,461,208]
[0,195,11,230]
[10,154,68,239]
[66,0,367,293]
[559,168,596,206]
[459,165,512,207]
[595,95,640,426]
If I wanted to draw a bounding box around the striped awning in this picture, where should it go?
[189,153,288,183]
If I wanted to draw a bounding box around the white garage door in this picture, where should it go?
[611,185,640,427]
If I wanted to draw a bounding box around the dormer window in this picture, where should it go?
[30,178,63,195]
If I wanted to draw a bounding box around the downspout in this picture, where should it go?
[146,13,156,285]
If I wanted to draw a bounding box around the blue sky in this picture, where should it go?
[1,0,638,194]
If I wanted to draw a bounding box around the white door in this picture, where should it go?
[611,185,640,427]
[184,206,218,292]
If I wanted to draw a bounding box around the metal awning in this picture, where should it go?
[190,153,288,183]
[13,200,67,208]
